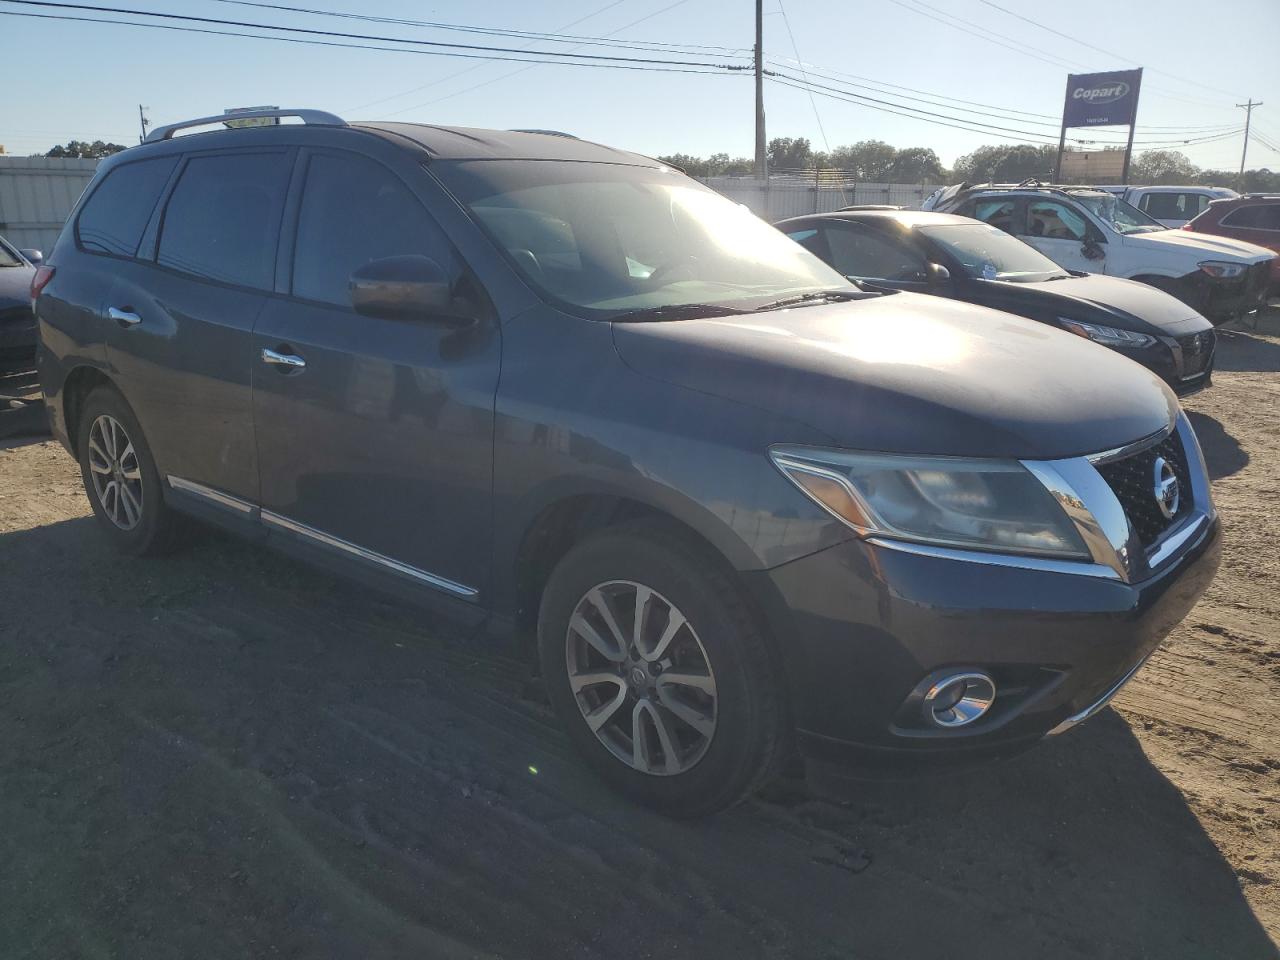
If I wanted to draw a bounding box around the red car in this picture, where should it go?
[1185,195,1280,295]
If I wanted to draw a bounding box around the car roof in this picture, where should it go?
[353,122,663,166]
[125,113,667,169]
[776,210,977,229]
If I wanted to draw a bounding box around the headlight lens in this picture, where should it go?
[770,447,1090,559]
[1198,260,1246,279]
[1058,318,1156,348]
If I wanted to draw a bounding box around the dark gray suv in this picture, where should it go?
[36,110,1221,816]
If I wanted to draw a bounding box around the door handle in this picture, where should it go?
[261,347,306,370]
[108,306,142,327]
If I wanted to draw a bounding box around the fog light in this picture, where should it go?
[923,673,996,728]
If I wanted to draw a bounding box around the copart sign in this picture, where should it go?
[1061,69,1143,127]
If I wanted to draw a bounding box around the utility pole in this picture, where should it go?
[1237,99,1261,179]
[138,104,150,144]
[753,0,766,179]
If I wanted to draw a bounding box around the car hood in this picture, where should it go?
[611,293,1177,460]
[1123,228,1276,262]
[0,264,34,309]
[992,274,1209,333]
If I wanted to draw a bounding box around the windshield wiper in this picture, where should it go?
[753,289,865,312]
[610,303,752,323]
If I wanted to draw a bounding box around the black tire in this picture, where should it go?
[538,521,787,817]
[76,384,186,556]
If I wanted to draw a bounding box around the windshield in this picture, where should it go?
[1072,194,1165,235]
[0,239,22,267]
[919,222,1069,282]
[431,160,857,319]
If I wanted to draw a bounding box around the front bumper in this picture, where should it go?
[752,413,1221,771]
[756,513,1220,769]
[1196,261,1272,321]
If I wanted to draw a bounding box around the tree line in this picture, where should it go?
[34,136,1280,192]
[657,137,1280,192]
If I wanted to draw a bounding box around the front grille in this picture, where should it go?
[1177,329,1216,379]
[1095,431,1193,548]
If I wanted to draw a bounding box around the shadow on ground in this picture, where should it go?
[0,516,1272,959]
[1187,410,1250,480]
[1214,307,1280,373]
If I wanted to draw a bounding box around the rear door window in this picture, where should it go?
[821,224,927,281]
[1141,192,1199,220]
[157,152,292,289]
[1026,200,1088,241]
[1222,204,1280,231]
[291,151,459,306]
[972,199,1020,235]
[75,156,178,257]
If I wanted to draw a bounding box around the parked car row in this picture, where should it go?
[776,209,1218,396]
[33,111,1227,815]
[0,235,42,363]
[922,181,1274,324]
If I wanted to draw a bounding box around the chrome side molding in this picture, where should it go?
[260,510,478,598]
[165,475,477,600]
[167,475,257,516]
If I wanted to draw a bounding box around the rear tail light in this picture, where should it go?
[30,265,55,300]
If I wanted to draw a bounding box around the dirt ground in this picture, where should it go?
[1,313,1278,959]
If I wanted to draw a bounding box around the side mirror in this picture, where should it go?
[926,262,951,286]
[1081,240,1105,261]
[19,248,43,266]
[349,255,476,325]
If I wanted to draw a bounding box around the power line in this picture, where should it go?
[205,0,751,56]
[774,0,830,153]
[765,75,1060,144]
[883,0,1229,110]
[764,54,1241,137]
[976,0,1243,101]
[0,0,740,69]
[0,8,744,75]
[345,0,634,113]
[355,0,699,117]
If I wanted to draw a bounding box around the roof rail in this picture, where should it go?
[144,108,347,143]
[509,128,579,139]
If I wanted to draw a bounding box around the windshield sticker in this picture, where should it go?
[981,262,998,280]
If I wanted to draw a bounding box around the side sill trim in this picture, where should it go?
[259,509,479,599]
[865,536,1123,581]
[167,475,257,516]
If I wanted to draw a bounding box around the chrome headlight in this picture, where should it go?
[1198,260,1246,279]
[770,447,1090,559]
[1058,318,1155,348]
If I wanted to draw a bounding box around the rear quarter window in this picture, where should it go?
[157,152,292,290]
[1222,204,1280,231]
[75,156,178,257]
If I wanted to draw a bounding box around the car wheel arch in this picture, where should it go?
[61,365,118,458]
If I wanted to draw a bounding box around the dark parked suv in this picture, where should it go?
[36,110,1221,816]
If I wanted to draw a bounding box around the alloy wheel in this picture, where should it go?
[565,580,717,776]
[87,414,144,531]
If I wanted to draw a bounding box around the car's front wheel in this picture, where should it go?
[538,522,787,817]
[76,384,186,555]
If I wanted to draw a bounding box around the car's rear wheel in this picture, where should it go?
[538,521,787,817]
[76,385,186,555]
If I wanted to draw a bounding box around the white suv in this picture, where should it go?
[924,183,1274,323]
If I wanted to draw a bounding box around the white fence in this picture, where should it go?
[0,156,99,254]
[699,176,944,221]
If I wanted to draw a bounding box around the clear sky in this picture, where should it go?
[2,0,1278,170]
